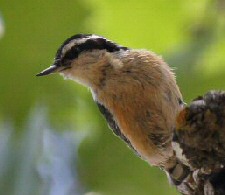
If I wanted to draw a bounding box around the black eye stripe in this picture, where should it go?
[55,34,92,62]
[63,38,128,61]
[55,35,129,67]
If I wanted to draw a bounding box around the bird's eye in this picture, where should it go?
[61,59,72,67]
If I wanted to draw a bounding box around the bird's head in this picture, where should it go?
[36,34,128,87]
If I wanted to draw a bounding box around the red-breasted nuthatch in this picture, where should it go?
[37,34,184,174]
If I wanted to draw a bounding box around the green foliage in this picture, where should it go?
[0,0,224,194]
[0,0,91,128]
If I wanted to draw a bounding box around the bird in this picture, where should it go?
[37,34,186,179]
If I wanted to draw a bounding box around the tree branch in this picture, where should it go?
[172,91,225,195]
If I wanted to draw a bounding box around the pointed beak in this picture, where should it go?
[36,65,59,76]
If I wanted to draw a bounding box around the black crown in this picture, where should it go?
[55,34,129,67]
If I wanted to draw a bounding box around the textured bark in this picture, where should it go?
[172,91,225,195]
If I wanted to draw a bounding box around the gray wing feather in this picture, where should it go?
[96,102,139,155]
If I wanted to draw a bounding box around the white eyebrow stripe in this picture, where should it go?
[61,34,103,57]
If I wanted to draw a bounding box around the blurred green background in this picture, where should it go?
[0,0,225,194]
